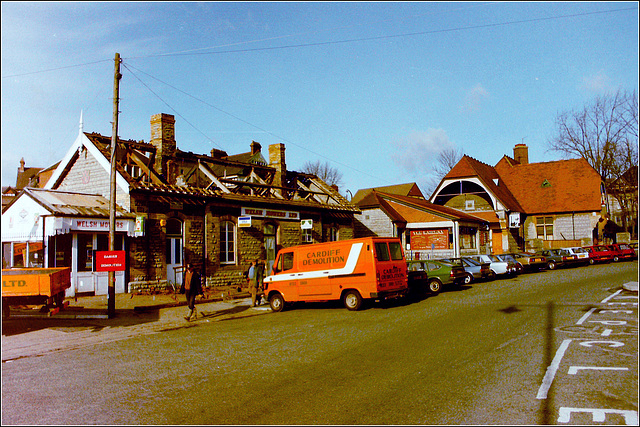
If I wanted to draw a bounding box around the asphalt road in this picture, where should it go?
[2,261,637,425]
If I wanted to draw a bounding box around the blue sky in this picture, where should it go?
[2,2,638,198]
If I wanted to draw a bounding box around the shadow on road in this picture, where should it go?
[1,307,161,337]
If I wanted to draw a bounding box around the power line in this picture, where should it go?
[122,63,224,149]
[126,6,636,59]
[2,59,111,79]
[123,62,386,184]
[3,6,635,78]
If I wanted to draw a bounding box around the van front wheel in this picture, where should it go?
[269,293,285,312]
[343,290,362,311]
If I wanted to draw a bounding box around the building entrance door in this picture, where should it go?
[166,218,183,286]
[264,224,276,273]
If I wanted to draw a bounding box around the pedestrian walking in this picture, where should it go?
[184,263,203,321]
[255,258,265,305]
[248,259,260,307]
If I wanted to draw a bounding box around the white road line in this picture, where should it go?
[601,289,623,304]
[576,307,597,325]
[537,339,572,399]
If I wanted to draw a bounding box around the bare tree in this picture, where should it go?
[301,160,344,188]
[424,147,464,195]
[548,89,638,235]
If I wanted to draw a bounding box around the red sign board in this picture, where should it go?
[410,229,449,250]
[95,251,126,272]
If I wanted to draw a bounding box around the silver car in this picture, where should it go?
[468,254,517,278]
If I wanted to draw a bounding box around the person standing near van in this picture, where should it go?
[248,259,261,307]
[184,263,202,321]
[255,258,265,305]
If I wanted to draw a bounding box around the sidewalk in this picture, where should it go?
[1,288,271,362]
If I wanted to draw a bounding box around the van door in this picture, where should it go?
[272,251,299,299]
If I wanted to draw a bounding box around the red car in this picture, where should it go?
[606,244,637,262]
[583,245,614,264]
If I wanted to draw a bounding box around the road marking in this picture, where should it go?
[576,307,596,325]
[536,339,572,399]
[558,407,638,425]
[567,366,629,375]
[601,290,622,303]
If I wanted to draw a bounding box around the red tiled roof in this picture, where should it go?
[351,182,423,205]
[368,192,488,224]
[444,155,523,212]
[495,157,602,214]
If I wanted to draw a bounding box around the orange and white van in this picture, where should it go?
[263,237,408,311]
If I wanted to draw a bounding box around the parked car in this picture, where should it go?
[495,253,523,274]
[606,243,637,262]
[536,249,578,270]
[441,257,491,284]
[406,259,467,294]
[583,245,615,264]
[510,252,547,272]
[565,247,591,265]
[467,254,517,278]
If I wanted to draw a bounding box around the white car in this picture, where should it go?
[565,247,590,265]
[468,254,517,278]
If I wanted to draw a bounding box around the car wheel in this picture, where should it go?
[589,258,595,265]
[613,256,620,262]
[428,279,442,294]
[269,293,285,312]
[343,290,362,311]
[464,273,473,285]
[548,261,556,270]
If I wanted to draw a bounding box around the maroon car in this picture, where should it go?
[583,245,615,264]
[606,243,637,262]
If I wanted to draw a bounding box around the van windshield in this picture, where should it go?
[388,242,403,260]
[375,242,390,261]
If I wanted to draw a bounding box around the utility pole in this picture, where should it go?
[108,52,122,318]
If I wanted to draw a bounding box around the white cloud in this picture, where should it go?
[460,83,489,113]
[390,128,455,174]
[581,70,615,93]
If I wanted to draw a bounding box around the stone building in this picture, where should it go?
[430,144,606,252]
[2,113,359,296]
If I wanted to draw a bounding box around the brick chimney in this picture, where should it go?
[150,113,176,178]
[251,141,262,155]
[514,143,529,165]
[269,143,286,191]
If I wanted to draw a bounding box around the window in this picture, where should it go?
[302,228,313,243]
[465,200,475,210]
[220,221,236,264]
[389,241,404,260]
[536,216,554,240]
[77,234,93,272]
[375,242,390,261]
[275,252,294,272]
[326,227,338,242]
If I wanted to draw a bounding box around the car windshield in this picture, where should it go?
[488,255,502,262]
[572,247,587,253]
[464,257,481,266]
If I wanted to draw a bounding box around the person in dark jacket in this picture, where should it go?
[184,263,203,321]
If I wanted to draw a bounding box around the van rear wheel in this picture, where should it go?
[343,290,362,311]
[269,293,285,312]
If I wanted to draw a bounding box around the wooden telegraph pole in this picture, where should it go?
[108,52,122,318]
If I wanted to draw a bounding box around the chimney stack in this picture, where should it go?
[150,113,176,178]
[514,143,529,165]
[251,141,262,155]
[269,143,286,191]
